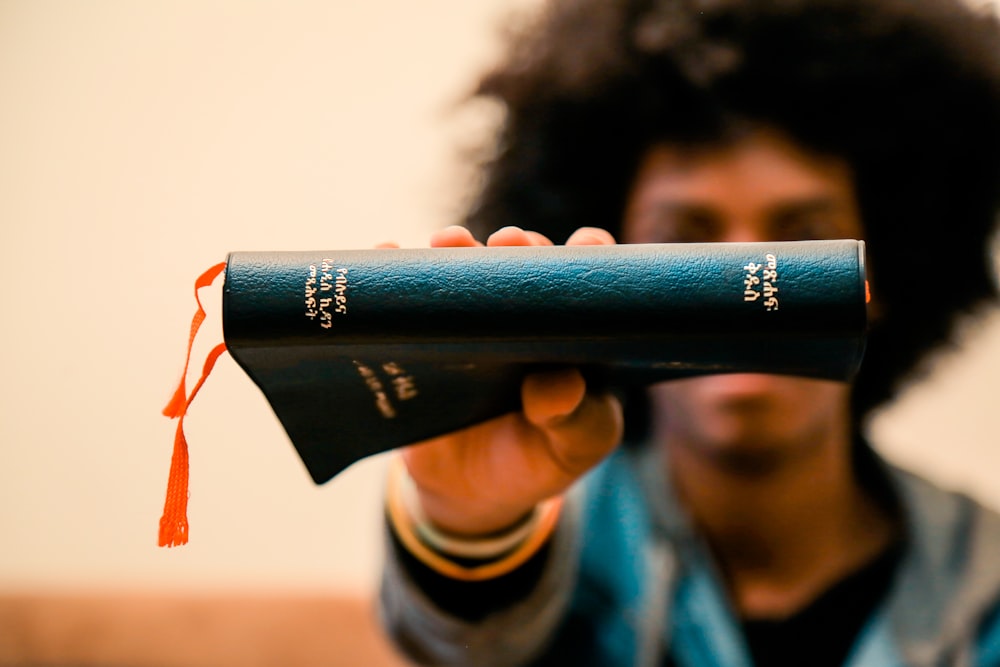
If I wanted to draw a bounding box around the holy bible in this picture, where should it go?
[220,240,868,485]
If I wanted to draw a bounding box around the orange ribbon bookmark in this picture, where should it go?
[159,262,227,547]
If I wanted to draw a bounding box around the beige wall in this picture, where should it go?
[0,0,997,598]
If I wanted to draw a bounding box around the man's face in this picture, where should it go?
[621,130,864,470]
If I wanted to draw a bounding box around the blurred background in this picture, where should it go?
[0,1,997,665]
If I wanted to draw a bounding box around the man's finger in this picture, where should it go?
[522,369,624,477]
[487,226,554,247]
[566,227,617,246]
[431,225,483,248]
[522,368,588,426]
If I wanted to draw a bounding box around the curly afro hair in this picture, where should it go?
[462,0,1000,429]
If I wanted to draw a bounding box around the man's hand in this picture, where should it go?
[398,225,625,537]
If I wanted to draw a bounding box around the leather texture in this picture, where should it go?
[223,240,868,483]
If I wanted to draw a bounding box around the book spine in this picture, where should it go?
[223,240,867,374]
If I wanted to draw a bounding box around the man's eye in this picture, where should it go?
[630,213,721,243]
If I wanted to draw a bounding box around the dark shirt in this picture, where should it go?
[659,540,902,667]
[738,540,902,667]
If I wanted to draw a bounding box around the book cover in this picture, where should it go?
[222,240,868,484]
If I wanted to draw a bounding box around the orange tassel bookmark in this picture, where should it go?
[160,262,227,547]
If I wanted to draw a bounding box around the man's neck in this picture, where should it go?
[663,430,896,619]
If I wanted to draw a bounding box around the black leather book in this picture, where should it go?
[222,240,868,483]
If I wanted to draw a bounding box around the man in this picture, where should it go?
[378,0,1000,665]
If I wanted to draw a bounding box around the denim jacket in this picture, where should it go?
[381,445,1000,666]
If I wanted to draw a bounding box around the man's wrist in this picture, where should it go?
[385,454,562,581]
